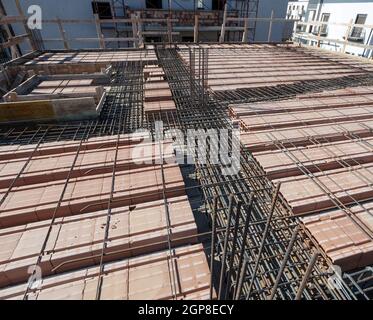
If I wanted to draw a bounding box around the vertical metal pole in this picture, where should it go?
[218,195,234,300]
[219,3,228,43]
[131,14,139,48]
[242,17,249,43]
[268,10,274,43]
[201,48,205,105]
[295,252,319,300]
[210,196,218,300]
[194,15,199,43]
[343,19,354,53]
[189,48,195,99]
[234,258,248,300]
[246,183,281,299]
[167,17,173,44]
[268,226,300,300]
[233,193,254,298]
[224,201,242,299]
[95,14,105,49]
[317,21,322,47]
[137,14,144,48]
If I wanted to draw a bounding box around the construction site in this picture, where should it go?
[0,0,372,301]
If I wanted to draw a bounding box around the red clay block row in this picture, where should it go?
[0,195,197,288]
[301,202,373,271]
[0,244,212,300]
[253,137,373,180]
[0,140,175,188]
[229,93,373,118]
[241,120,373,152]
[208,72,363,91]
[297,86,373,100]
[240,105,373,131]
[274,163,373,215]
[0,133,149,161]
[0,163,185,228]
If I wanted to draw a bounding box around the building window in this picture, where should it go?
[197,0,204,9]
[146,0,163,9]
[182,36,194,42]
[92,1,112,19]
[212,0,225,10]
[350,14,367,39]
[320,13,330,35]
[308,10,316,33]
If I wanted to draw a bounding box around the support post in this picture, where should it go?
[317,21,322,47]
[167,17,173,44]
[194,15,199,43]
[268,10,274,43]
[242,17,249,43]
[343,19,354,53]
[56,17,69,50]
[219,3,228,43]
[131,14,139,48]
[137,14,144,48]
[94,14,105,49]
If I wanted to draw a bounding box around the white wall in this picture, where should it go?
[287,0,309,20]
[304,0,373,57]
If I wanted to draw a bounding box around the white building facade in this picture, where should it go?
[286,0,309,22]
[298,0,373,58]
